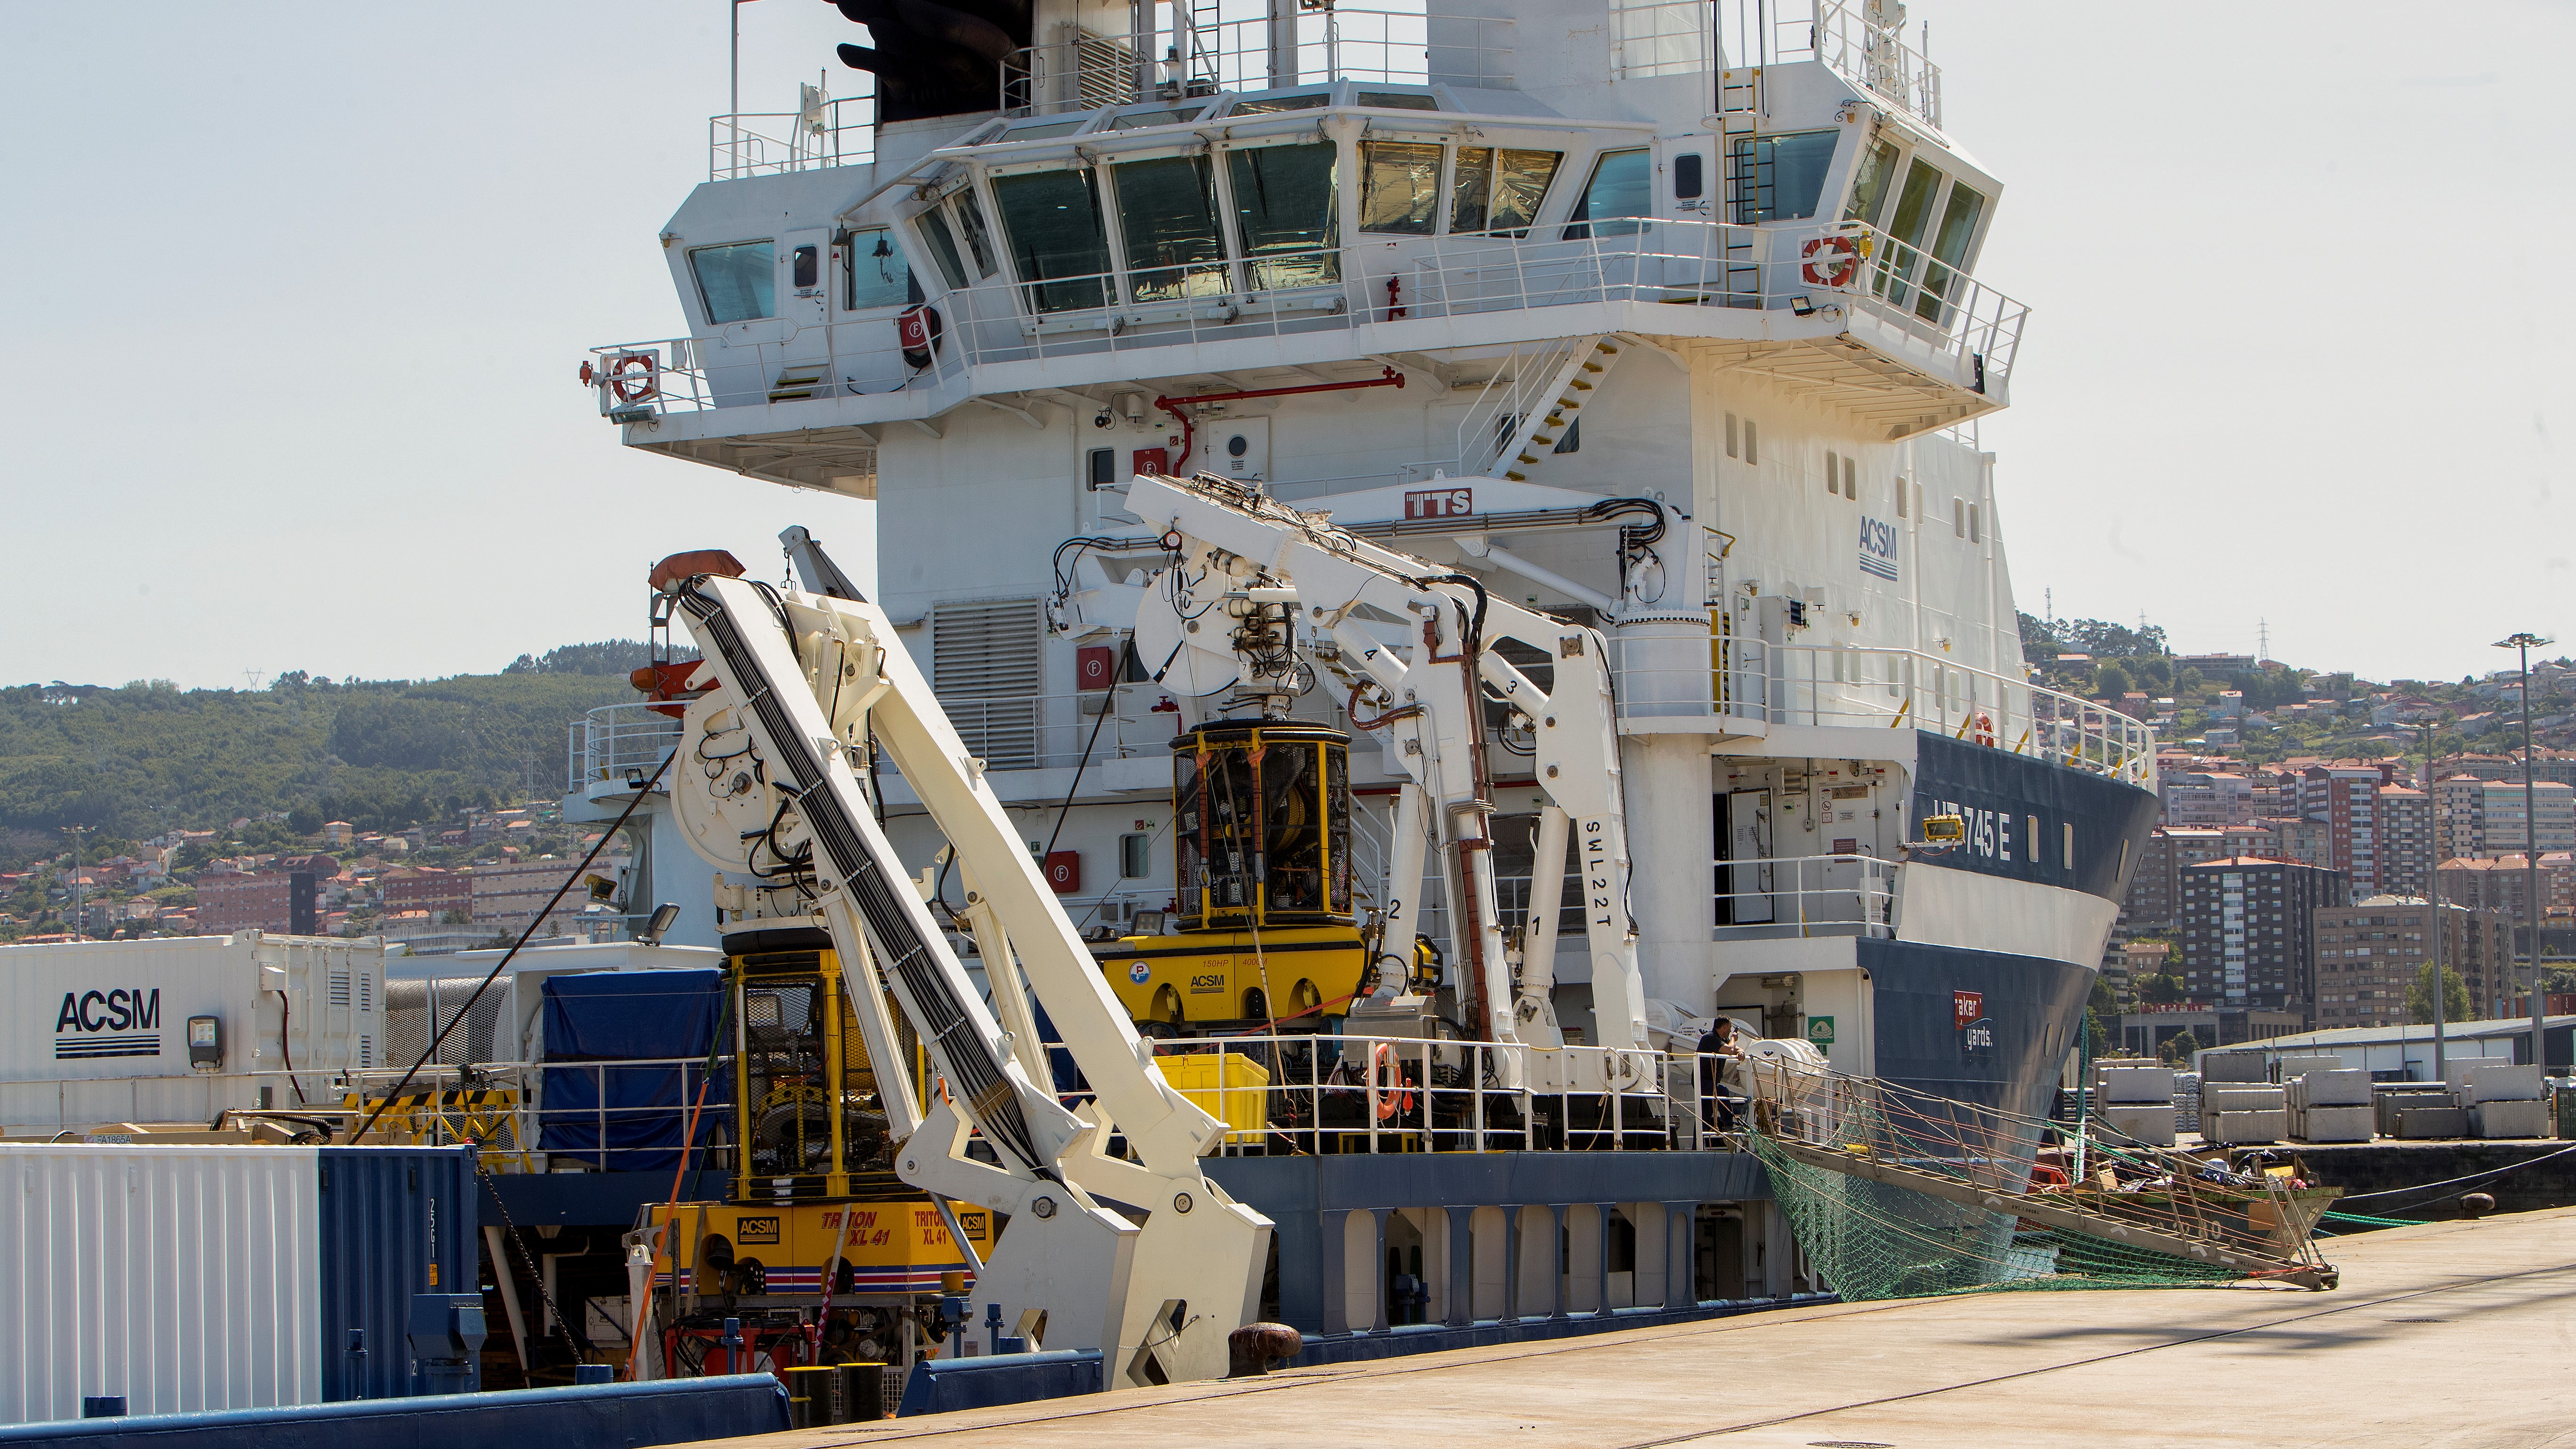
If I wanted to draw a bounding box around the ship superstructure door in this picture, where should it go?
[769,227,834,399]
[1722,789,1774,926]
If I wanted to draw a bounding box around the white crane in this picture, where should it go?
[1107,473,1657,1092]
[652,549,1269,1388]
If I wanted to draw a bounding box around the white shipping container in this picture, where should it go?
[0,934,383,1131]
[0,1143,477,1423]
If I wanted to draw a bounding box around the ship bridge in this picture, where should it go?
[588,0,2021,495]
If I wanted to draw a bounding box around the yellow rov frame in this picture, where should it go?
[647,1196,995,1297]
[1102,721,1371,1030]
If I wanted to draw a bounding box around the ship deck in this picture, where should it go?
[683,1207,2576,1448]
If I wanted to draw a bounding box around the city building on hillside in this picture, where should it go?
[2117,1006,2305,1058]
[2116,939,2170,995]
[2123,829,2230,933]
[469,855,632,938]
[2434,775,2576,859]
[2177,857,2349,1021]
[2312,895,2512,1031]
[2375,785,2433,898]
[2437,854,2576,928]
[382,866,473,921]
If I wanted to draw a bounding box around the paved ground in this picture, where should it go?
[696,1207,2576,1449]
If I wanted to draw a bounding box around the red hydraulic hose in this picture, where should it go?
[1155,367,1406,473]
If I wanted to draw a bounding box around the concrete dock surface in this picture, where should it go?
[700,1207,2576,1449]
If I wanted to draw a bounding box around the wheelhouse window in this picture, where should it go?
[1917,181,1988,320]
[1228,143,1339,289]
[1563,149,1650,239]
[1876,158,1943,307]
[1225,91,1327,115]
[954,189,999,276]
[1355,90,1439,110]
[1116,153,1231,303]
[841,227,910,311]
[916,209,970,290]
[1450,147,1561,236]
[1728,130,1838,223]
[1844,137,1900,226]
[690,240,774,324]
[994,167,1114,313]
[1359,140,1443,234]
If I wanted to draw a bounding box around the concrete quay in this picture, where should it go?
[692,1208,2576,1449]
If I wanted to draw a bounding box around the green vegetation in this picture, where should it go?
[2406,964,2473,1025]
[0,643,657,866]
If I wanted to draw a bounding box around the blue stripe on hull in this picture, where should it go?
[1859,936,2092,1126]
[1909,730,2162,902]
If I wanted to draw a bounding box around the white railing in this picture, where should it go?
[1799,1,1941,130]
[347,1040,1755,1165]
[587,214,2023,421]
[1614,637,2156,785]
[1612,0,1941,130]
[709,96,877,181]
[1119,1032,1733,1154]
[568,702,682,793]
[1002,9,1513,116]
[1713,853,1897,940]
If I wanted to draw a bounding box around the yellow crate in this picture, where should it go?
[1159,1051,1271,1144]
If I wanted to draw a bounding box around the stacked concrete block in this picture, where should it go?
[2202,1083,2288,1144]
[2456,1064,2544,1105]
[2375,1085,2454,1136]
[2093,1068,2179,1147]
[2470,1099,2552,1139]
[2285,1069,2376,1142]
[2293,1105,2375,1142]
[2452,1065,2551,1138]
[2274,1054,2345,1083]
[2201,1053,2268,1085]
[2294,1069,2374,1108]
[2211,1109,2289,1143]
[2394,1105,2470,1139]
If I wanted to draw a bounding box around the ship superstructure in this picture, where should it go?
[585,0,2151,1106]
[570,0,2162,1336]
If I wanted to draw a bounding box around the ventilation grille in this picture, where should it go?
[933,598,1042,769]
[327,969,352,1008]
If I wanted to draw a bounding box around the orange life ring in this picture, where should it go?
[1973,711,1997,748]
[607,352,659,403]
[1368,1043,1412,1120]
[1800,234,1860,288]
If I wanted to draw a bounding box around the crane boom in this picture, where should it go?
[1117,473,1654,1080]
[657,559,1269,1388]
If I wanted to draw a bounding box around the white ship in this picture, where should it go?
[568,0,2161,1335]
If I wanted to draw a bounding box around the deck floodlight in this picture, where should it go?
[1791,295,1817,316]
[640,902,682,944]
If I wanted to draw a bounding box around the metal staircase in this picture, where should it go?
[1501,338,1625,482]
[1454,336,1629,482]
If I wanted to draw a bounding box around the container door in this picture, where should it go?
[1724,789,1774,925]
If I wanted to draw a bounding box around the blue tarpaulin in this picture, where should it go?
[539,969,727,1171]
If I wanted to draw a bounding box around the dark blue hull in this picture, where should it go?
[1881,731,2162,1126]
[1860,936,2092,1126]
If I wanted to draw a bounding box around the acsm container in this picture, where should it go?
[0,933,384,1130]
[0,1143,478,1423]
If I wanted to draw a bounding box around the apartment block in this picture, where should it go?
[2177,857,2349,1019]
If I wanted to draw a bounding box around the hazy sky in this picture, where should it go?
[3,3,2569,690]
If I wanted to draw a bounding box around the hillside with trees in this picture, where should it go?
[0,642,662,865]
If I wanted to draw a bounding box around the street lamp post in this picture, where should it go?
[2423,722,2445,1081]
[2496,632,2554,1075]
